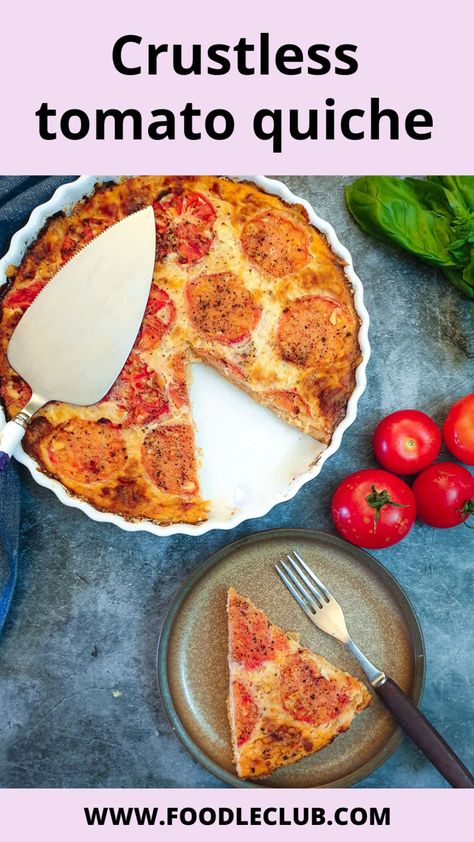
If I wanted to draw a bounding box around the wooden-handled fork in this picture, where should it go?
[275,550,474,788]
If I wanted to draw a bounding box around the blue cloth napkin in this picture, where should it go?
[0,176,76,632]
[0,460,20,632]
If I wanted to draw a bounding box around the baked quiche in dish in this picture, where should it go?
[0,176,363,526]
[227,587,371,778]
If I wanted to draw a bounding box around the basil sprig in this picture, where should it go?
[345,176,474,322]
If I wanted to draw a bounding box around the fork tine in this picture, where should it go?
[279,559,322,610]
[275,563,315,619]
[287,553,327,605]
[292,550,331,601]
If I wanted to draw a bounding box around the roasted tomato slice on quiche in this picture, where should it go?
[102,353,170,427]
[277,296,354,368]
[186,272,262,345]
[142,424,199,495]
[3,278,48,310]
[137,285,176,352]
[153,189,216,264]
[227,588,370,779]
[241,211,309,277]
[45,419,127,485]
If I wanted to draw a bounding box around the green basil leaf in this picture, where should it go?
[462,247,474,286]
[405,177,462,218]
[443,266,474,299]
[345,177,457,267]
[427,176,474,213]
[448,213,474,263]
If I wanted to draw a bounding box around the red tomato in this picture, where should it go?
[102,353,169,426]
[153,189,216,264]
[442,394,474,466]
[373,410,441,475]
[331,469,416,549]
[4,279,47,309]
[412,462,474,528]
[137,286,176,351]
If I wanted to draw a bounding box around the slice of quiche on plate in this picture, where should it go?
[227,587,371,779]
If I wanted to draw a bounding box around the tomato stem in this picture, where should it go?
[366,484,408,532]
[458,499,474,528]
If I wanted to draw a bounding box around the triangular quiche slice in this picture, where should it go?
[227,587,371,779]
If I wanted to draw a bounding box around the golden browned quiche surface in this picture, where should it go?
[0,177,361,525]
[227,588,371,778]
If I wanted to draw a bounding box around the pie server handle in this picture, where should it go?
[0,421,26,469]
[0,395,45,470]
[376,676,474,788]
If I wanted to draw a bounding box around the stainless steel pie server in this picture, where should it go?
[0,205,156,469]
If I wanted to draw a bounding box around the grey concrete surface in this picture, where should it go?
[0,175,473,788]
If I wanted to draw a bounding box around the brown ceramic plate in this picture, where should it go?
[157,528,425,787]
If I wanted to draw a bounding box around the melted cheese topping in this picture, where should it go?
[0,177,361,525]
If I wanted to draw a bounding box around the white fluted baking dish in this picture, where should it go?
[0,176,370,536]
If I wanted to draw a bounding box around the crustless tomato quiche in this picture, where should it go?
[0,177,361,525]
[227,588,371,778]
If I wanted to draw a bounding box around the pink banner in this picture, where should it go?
[1,788,471,840]
[0,0,472,173]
